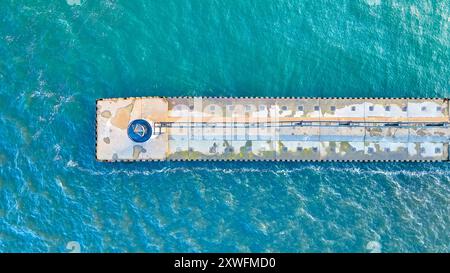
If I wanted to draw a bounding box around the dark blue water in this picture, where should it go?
[0,0,449,252]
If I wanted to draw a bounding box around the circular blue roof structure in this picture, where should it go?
[127,119,152,143]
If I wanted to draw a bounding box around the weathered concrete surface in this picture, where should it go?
[96,97,168,161]
[96,97,450,161]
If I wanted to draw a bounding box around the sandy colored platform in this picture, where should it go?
[96,97,450,162]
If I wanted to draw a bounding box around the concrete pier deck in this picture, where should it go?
[96,97,450,162]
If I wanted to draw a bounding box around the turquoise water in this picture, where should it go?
[1,0,449,252]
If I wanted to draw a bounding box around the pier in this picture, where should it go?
[96,97,450,162]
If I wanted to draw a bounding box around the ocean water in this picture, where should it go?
[0,0,449,252]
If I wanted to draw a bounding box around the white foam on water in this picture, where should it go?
[5,35,15,43]
[328,165,450,178]
[365,0,381,6]
[66,0,82,6]
[64,157,450,188]
[55,177,67,195]
[366,241,382,253]
[66,160,78,168]
[68,163,325,178]
[53,144,62,161]
[30,90,55,99]
[32,94,75,140]
[410,5,421,18]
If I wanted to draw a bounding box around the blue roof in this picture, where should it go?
[127,119,152,142]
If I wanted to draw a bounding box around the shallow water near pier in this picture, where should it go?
[0,0,449,252]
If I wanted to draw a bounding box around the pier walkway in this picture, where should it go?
[96,97,450,162]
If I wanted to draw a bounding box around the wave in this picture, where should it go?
[32,94,75,140]
[65,159,450,180]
